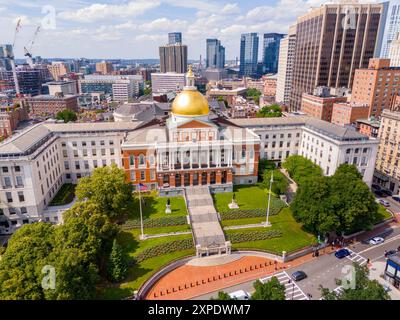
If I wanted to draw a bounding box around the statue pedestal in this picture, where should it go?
[228,201,239,209]
[165,204,171,214]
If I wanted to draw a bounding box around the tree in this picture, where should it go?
[256,104,282,118]
[282,155,323,185]
[246,88,261,105]
[0,223,55,300]
[258,159,276,179]
[107,239,128,282]
[251,278,286,300]
[56,109,77,123]
[291,163,379,235]
[211,291,233,300]
[261,169,289,195]
[75,164,135,220]
[320,263,390,300]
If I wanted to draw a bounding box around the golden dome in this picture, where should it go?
[171,89,210,116]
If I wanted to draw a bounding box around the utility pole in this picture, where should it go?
[265,170,273,227]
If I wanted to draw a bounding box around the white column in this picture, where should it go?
[207,148,210,168]
[190,148,193,169]
[180,149,184,169]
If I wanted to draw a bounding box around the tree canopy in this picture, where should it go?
[0,164,131,299]
[211,291,233,300]
[282,155,323,186]
[56,109,77,123]
[291,163,379,235]
[246,88,261,105]
[320,263,390,300]
[75,164,135,220]
[261,169,289,195]
[251,277,286,300]
[256,104,282,118]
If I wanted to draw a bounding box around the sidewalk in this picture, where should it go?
[145,246,336,300]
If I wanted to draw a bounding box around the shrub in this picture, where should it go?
[134,239,193,263]
[227,230,282,244]
[121,216,187,230]
[220,204,285,221]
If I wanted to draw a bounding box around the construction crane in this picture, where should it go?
[5,19,22,96]
[24,26,41,67]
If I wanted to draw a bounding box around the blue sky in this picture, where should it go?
[0,0,333,59]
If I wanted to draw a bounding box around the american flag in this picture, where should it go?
[137,183,148,191]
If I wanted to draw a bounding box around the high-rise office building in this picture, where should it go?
[0,45,13,71]
[168,32,182,45]
[276,26,296,105]
[47,62,70,81]
[262,33,285,74]
[206,39,225,69]
[381,1,400,58]
[389,33,400,66]
[95,61,114,75]
[290,2,386,111]
[239,33,259,78]
[159,34,188,74]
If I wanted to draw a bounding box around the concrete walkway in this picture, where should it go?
[185,186,227,253]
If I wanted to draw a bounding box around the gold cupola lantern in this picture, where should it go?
[171,65,210,117]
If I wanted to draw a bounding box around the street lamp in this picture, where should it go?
[265,170,273,227]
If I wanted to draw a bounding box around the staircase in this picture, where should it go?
[185,186,230,257]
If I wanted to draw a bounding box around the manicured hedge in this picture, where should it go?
[227,230,282,244]
[220,205,284,221]
[133,239,194,263]
[122,216,187,230]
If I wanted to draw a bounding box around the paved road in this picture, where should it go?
[193,224,400,300]
[376,195,400,214]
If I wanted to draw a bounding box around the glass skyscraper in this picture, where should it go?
[168,32,182,45]
[381,1,400,58]
[206,39,225,69]
[239,33,259,78]
[262,33,285,74]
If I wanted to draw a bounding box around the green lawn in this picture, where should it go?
[49,183,76,206]
[97,229,194,299]
[222,217,265,227]
[213,185,284,213]
[225,207,317,254]
[129,192,187,220]
[375,204,393,223]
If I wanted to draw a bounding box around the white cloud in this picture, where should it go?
[221,3,240,15]
[135,34,165,42]
[140,18,188,32]
[58,0,161,22]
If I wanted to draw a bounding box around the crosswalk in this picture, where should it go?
[345,248,367,265]
[319,286,343,300]
[260,271,309,300]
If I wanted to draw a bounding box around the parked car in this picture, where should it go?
[392,195,400,203]
[381,189,393,197]
[228,290,250,300]
[291,271,307,281]
[369,237,384,245]
[374,189,386,197]
[384,250,397,258]
[379,199,391,207]
[372,184,382,191]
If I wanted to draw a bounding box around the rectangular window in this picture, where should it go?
[102,159,107,167]
[140,171,145,181]
[93,160,98,168]
[21,207,27,214]
[64,161,70,170]
[100,140,105,146]
[2,166,8,173]
[101,149,106,156]
[14,166,21,172]
[3,176,11,188]
[130,171,136,181]
[75,161,80,170]
[6,192,12,203]
[84,160,89,170]
[92,149,97,156]
[18,191,25,202]
[83,149,88,157]
[16,176,23,187]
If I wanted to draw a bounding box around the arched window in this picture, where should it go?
[139,154,145,166]
[129,155,134,166]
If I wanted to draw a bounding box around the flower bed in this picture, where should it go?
[122,216,187,230]
[219,207,283,221]
[133,239,194,263]
[227,230,282,244]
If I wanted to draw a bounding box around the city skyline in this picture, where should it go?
[0,0,356,60]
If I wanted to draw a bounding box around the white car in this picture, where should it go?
[379,199,390,207]
[228,290,250,300]
[369,237,384,245]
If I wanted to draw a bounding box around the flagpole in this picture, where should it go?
[266,170,273,227]
[139,183,144,239]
